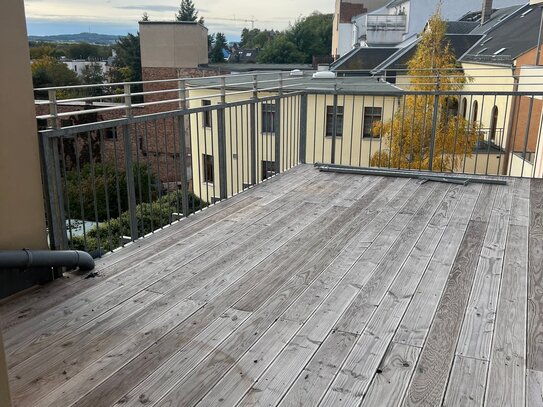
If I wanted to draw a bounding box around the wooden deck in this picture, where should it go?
[1,164,542,407]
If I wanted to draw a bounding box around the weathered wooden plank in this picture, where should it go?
[278,331,357,407]
[456,183,512,360]
[3,197,276,358]
[402,220,488,407]
[443,356,488,407]
[334,183,447,335]
[393,184,483,347]
[484,179,530,407]
[70,205,347,407]
[30,299,204,407]
[320,185,463,406]
[237,180,428,407]
[361,343,421,407]
[470,184,497,223]
[9,290,163,405]
[528,179,543,372]
[111,308,254,407]
[149,183,398,407]
[527,369,543,407]
[195,319,304,407]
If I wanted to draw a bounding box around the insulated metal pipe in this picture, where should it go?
[0,250,95,272]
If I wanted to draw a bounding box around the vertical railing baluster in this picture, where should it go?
[250,75,258,186]
[299,93,308,164]
[123,84,138,241]
[177,80,189,217]
[274,74,282,174]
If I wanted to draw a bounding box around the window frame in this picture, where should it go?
[325,105,344,138]
[202,100,212,128]
[363,106,383,138]
[202,154,214,184]
[261,102,276,134]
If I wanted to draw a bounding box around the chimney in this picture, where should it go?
[481,0,493,24]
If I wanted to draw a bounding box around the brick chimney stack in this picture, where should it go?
[481,0,493,25]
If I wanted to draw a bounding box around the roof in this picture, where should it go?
[445,21,480,34]
[186,72,401,94]
[461,4,542,65]
[332,47,399,72]
[387,0,407,7]
[466,5,525,35]
[372,33,482,73]
[206,63,314,73]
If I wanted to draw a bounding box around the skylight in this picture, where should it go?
[494,48,506,55]
[477,48,488,55]
[521,8,533,17]
[481,37,493,45]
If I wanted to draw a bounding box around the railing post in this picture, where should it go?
[42,89,68,256]
[217,77,228,200]
[331,88,338,164]
[177,79,190,216]
[274,74,282,174]
[250,75,258,186]
[428,80,440,172]
[299,93,308,164]
[122,85,138,241]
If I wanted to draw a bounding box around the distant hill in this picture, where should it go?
[28,33,120,45]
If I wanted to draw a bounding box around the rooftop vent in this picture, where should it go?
[290,69,304,77]
[312,71,336,79]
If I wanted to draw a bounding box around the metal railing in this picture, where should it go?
[37,73,543,257]
[366,14,407,31]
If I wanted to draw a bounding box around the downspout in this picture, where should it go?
[0,250,95,272]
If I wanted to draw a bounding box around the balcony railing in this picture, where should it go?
[35,73,543,257]
[366,14,407,31]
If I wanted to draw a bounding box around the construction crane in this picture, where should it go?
[207,16,258,29]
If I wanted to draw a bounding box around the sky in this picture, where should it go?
[24,0,334,40]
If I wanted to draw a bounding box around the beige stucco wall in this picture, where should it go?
[461,63,516,150]
[188,88,396,202]
[0,0,47,251]
[139,22,208,69]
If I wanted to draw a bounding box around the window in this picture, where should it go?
[490,106,499,141]
[103,127,117,140]
[363,107,382,138]
[202,100,212,128]
[472,101,479,122]
[261,160,276,180]
[326,106,344,137]
[461,98,468,118]
[261,103,276,134]
[202,154,214,183]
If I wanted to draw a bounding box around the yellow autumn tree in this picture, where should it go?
[370,9,479,171]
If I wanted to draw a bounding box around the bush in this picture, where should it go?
[65,162,157,222]
[70,190,207,254]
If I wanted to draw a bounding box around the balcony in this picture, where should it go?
[2,73,543,406]
[365,14,407,46]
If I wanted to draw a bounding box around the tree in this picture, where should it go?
[241,29,276,49]
[176,0,204,24]
[31,56,80,89]
[142,12,149,21]
[258,34,305,64]
[287,12,333,63]
[80,63,106,96]
[209,32,227,63]
[113,33,141,83]
[370,10,478,172]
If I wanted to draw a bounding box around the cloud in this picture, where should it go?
[114,5,179,12]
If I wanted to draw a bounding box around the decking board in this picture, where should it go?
[0,166,535,407]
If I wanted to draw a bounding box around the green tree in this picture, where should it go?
[176,0,204,24]
[210,32,227,63]
[287,12,333,63]
[370,10,478,172]
[258,34,305,64]
[113,33,141,83]
[31,56,80,89]
[80,63,106,96]
[241,29,276,49]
